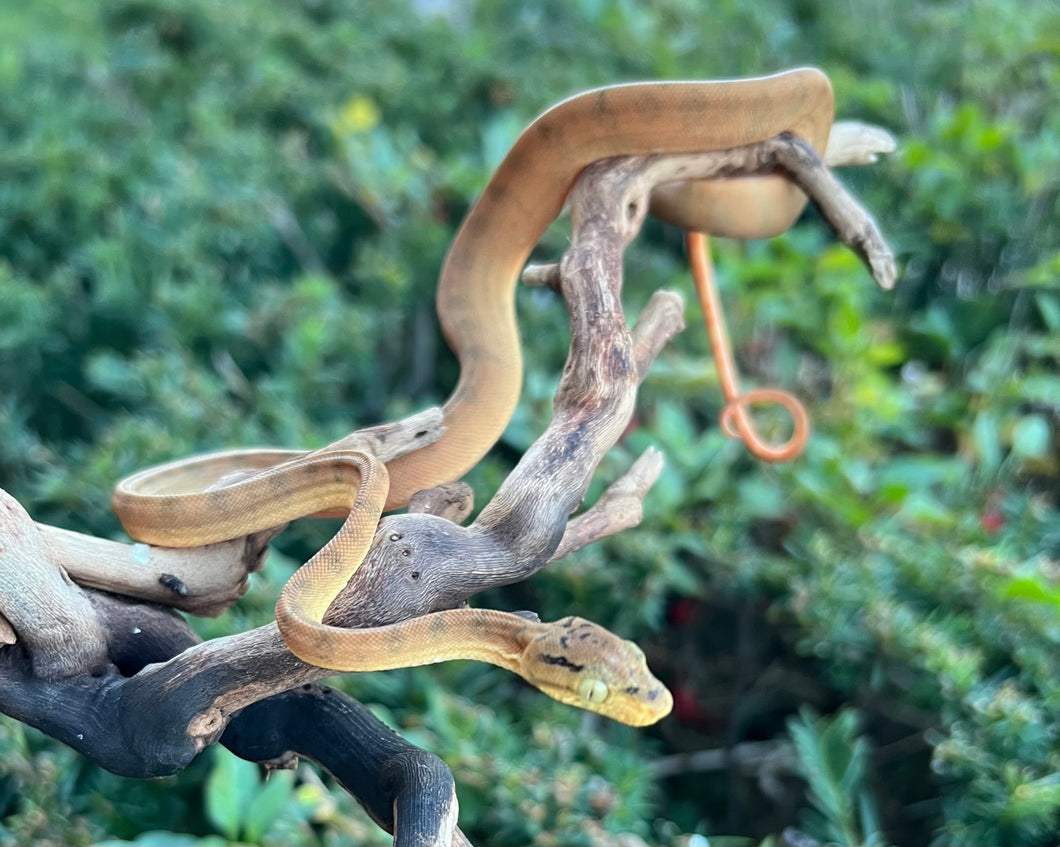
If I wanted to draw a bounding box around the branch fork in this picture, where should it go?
[0,130,893,847]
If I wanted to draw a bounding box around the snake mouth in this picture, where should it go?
[540,678,674,726]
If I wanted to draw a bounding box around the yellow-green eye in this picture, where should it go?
[578,678,609,704]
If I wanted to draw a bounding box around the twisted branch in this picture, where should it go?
[0,131,893,847]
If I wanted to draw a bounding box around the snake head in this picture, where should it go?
[523,616,673,727]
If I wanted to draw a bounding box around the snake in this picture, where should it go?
[112,68,836,726]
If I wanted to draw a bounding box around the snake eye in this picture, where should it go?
[578,678,609,704]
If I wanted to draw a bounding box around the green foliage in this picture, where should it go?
[787,708,885,847]
[0,1,1057,845]
[0,720,95,846]
[0,716,216,847]
[391,690,659,847]
[92,746,391,847]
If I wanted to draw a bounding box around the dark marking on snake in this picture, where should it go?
[539,654,585,673]
[624,686,640,696]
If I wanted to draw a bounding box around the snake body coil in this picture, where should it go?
[112,69,834,726]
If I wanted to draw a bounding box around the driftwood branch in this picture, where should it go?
[0,131,893,847]
[28,408,444,621]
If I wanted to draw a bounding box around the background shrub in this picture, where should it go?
[0,1,1056,845]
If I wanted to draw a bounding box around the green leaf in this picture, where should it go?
[1018,377,1060,407]
[1000,577,1060,610]
[786,707,885,846]
[94,833,230,846]
[1011,414,1052,459]
[242,768,296,843]
[1035,293,1060,331]
[204,749,260,841]
[972,410,1003,474]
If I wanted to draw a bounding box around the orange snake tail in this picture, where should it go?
[686,231,810,462]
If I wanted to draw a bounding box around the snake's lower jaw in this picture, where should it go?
[534,676,673,726]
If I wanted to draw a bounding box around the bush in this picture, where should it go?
[0,1,1056,845]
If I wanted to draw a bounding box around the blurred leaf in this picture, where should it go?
[94,833,230,846]
[204,750,258,841]
[972,410,1003,475]
[787,708,884,847]
[242,768,296,843]
[1016,376,1060,407]
[1000,576,1060,611]
[1011,414,1052,459]
[0,1,1057,846]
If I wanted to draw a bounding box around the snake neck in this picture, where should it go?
[419,608,541,674]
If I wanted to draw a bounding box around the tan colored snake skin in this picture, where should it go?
[271,448,669,726]
[112,69,835,726]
